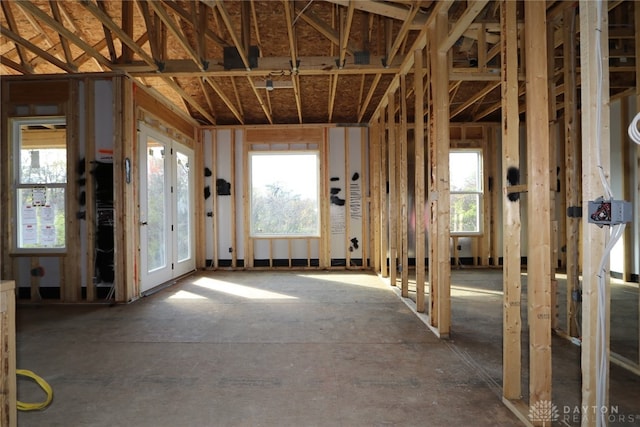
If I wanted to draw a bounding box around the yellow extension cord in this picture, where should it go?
[16,369,53,411]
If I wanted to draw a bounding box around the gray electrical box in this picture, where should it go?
[587,199,632,226]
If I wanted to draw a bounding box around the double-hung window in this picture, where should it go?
[449,149,483,235]
[13,117,67,251]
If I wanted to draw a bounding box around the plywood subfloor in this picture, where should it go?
[16,270,521,426]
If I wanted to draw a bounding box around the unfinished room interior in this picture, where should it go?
[0,0,639,426]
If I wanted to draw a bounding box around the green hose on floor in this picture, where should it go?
[16,369,53,411]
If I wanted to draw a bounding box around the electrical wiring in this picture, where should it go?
[16,369,53,411]
[628,112,640,145]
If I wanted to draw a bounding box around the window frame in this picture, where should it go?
[449,148,484,236]
[11,116,68,254]
[249,150,321,238]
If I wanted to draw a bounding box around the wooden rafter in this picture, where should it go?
[296,6,356,55]
[473,82,525,121]
[338,2,355,68]
[249,0,262,53]
[136,0,163,65]
[283,0,302,123]
[210,0,250,69]
[199,77,215,114]
[121,0,134,63]
[0,25,75,73]
[13,2,110,69]
[0,55,31,74]
[439,0,490,52]
[57,1,105,70]
[96,0,118,62]
[49,1,76,67]
[204,77,244,124]
[230,77,244,118]
[323,0,427,28]
[246,76,273,124]
[1,1,35,73]
[81,0,158,69]
[162,0,229,47]
[450,81,500,119]
[147,0,205,70]
[358,4,420,122]
[192,2,207,64]
[161,76,216,124]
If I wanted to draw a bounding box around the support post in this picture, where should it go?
[400,74,409,296]
[414,48,426,313]
[501,0,522,402]
[388,93,397,285]
[524,0,552,408]
[429,10,451,337]
[563,5,581,338]
[580,2,611,424]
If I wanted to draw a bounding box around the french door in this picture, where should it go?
[139,124,195,294]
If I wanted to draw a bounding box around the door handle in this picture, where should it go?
[140,221,148,226]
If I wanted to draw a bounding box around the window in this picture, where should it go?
[450,149,483,234]
[250,151,320,237]
[12,117,67,251]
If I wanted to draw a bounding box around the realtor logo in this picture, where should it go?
[529,400,560,425]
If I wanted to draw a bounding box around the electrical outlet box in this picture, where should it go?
[587,199,632,226]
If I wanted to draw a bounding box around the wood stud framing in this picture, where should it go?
[500,0,522,404]
[579,1,611,419]
[0,2,638,425]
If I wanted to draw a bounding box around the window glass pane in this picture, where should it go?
[450,193,480,233]
[450,151,480,192]
[250,152,320,237]
[147,140,166,271]
[17,187,65,248]
[175,150,191,262]
[19,124,67,184]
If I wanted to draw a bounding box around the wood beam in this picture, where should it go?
[379,104,389,278]
[439,0,490,53]
[563,5,581,338]
[76,0,157,68]
[414,47,426,313]
[323,0,427,29]
[137,0,164,65]
[250,0,263,53]
[579,1,611,422]
[338,2,355,69]
[49,1,77,66]
[121,0,134,63]
[428,10,451,337]
[450,81,500,119]
[147,0,205,70]
[96,0,118,62]
[0,55,30,74]
[247,77,273,124]
[204,77,244,124]
[1,1,35,73]
[296,6,356,55]
[358,4,420,123]
[162,0,229,47]
[369,1,450,122]
[524,0,552,408]
[500,0,522,403]
[0,26,76,73]
[282,0,303,123]
[371,117,381,273]
[211,0,251,69]
[400,73,409,297]
[161,76,216,124]
[388,92,398,287]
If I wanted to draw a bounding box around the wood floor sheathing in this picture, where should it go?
[15,270,640,426]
